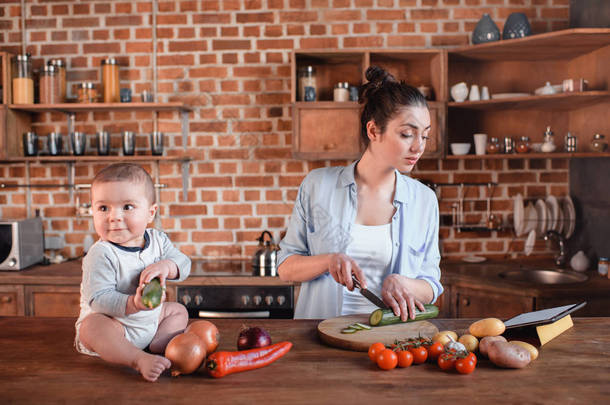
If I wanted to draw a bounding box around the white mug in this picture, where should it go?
[469,84,480,101]
[450,82,469,102]
[481,86,490,100]
[473,133,488,155]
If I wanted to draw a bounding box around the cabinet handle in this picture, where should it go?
[323,143,336,150]
[461,297,470,307]
[1,296,12,303]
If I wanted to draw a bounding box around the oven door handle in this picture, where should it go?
[198,310,270,318]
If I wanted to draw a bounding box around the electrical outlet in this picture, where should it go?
[44,235,65,250]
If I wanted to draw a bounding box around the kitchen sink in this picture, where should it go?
[498,269,588,284]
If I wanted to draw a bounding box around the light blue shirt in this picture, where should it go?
[278,161,443,319]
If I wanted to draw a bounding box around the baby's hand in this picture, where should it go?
[131,282,156,312]
[139,259,177,287]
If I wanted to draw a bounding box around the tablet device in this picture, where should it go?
[503,302,587,329]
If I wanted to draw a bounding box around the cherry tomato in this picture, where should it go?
[467,351,477,366]
[368,342,386,363]
[397,350,414,368]
[426,342,444,361]
[455,357,476,374]
[438,352,456,371]
[409,346,428,364]
[377,348,398,370]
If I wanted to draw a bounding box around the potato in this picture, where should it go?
[479,335,507,357]
[488,341,531,368]
[468,318,506,338]
[458,334,479,352]
[432,330,458,346]
[510,341,539,361]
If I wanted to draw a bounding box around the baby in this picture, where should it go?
[75,163,191,382]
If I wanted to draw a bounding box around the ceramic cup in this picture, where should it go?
[481,86,490,100]
[469,84,480,101]
[473,133,488,155]
[451,82,469,102]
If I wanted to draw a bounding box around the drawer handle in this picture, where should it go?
[323,143,336,150]
[1,296,12,303]
[461,298,470,307]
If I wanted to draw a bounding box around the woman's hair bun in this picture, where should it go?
[365,65,396,87]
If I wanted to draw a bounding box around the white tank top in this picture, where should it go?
[341,222,392,315]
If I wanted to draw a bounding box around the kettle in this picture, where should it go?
[252,230,279,277]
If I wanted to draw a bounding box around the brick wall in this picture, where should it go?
[0,0,570,262]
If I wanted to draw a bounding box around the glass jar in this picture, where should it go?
[590,133,608,152]
[564,132,577,152]
[48,59,66,102]
[39,64,60,104]
[298,66,316,101]
[77,82,97,103]
[12,54,34,104]
[516,136,530,153]
[333,82,349,102]
[486,137,500,154]
[597,257,609,276]
[101,58,120,103]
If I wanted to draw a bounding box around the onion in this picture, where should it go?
[185,320,220,354]
[237,326,272,351]
[165,332,206,377]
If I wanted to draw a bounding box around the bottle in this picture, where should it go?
[39,64,60,104]
[298,66,317,101]
[541,126,556,152]
[333,82,349,102]
[598,257,608,277]
[48,59,66,102]
[12,54,34,104]
[101,58,120,103]
[590,133,607,152]
[486,137,500,154]
[516,136,530,153]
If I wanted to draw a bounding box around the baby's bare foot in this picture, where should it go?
[134,352,171,382]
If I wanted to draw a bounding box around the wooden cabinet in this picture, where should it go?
[451,286,534,319]
[25,285,80,317]
[291,50,446,160]
[0,285,25,316]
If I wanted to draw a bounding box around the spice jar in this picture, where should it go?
[101,58,120,103]
[598,257,609,277]
[12,54,34,104]
[48,59,66,102]
[486,137,500,154]
[590,133,607,152]
[77,82,97,103]
[297,66,317,101]
[333,82,349,102]
[564,132,577,152]
[39,64,60,104]
[516,136,530,153]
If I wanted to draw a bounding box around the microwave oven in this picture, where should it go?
[0,217,45,270]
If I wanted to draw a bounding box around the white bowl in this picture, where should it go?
[450,143,471,155]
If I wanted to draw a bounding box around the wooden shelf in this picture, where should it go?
[450,28,610,61]
[445,152,610,160]
[0,155,193,164]
[8,102,192,113]
[448,91,610,111]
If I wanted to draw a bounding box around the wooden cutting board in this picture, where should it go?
[318,314,439,352]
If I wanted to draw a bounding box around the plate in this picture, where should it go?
[491,93,531,100]
[513,193,525,236]
[556,202,564,234]
[563,196,576,238]
[524,202,537,234]
[462,255,487,263]
[546,195,559,231]
[535,199,547,235]
[524,229,536,256]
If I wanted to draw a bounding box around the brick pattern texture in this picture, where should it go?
[0,0,570,261]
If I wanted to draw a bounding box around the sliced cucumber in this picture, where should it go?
[349,323,364,330]
[354,322,371,330]
[341,327,358,334]
[369,304,439,327]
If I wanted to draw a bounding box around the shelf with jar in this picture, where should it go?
[291,49,446,160]
[446,28,610,159]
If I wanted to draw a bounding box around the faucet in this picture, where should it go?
[544,230,567,267]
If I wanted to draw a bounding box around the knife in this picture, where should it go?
[351,274,388,309]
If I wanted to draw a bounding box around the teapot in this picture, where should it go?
[252,230,279,277]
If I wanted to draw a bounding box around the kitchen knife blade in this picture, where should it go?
[351,275,388,309]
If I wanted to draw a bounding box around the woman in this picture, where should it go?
[278,66,442,320]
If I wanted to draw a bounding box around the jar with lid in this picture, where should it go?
[12,54,34,104]
[590,133,607,152]
[101,58,120,103]
[39,64,61,104]
[516,136,530,153]
[77,82,97,103]
[333,82,349,102]
[297,66,317,101]
[486,137,500,154]
[596,257,609,276]
[48,59,66,102]
[564,132,577,152]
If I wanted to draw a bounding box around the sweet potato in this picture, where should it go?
[488,341,531,368]
[510,341,539,361]
[479,335,507,357]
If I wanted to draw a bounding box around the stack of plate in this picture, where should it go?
[513,194,576,240]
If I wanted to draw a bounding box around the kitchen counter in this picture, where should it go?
[0,316,608,404]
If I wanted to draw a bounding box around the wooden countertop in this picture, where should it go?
[0,317,607,403]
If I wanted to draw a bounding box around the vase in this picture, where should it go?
[472,14,500,45]
[503,12,532,40]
